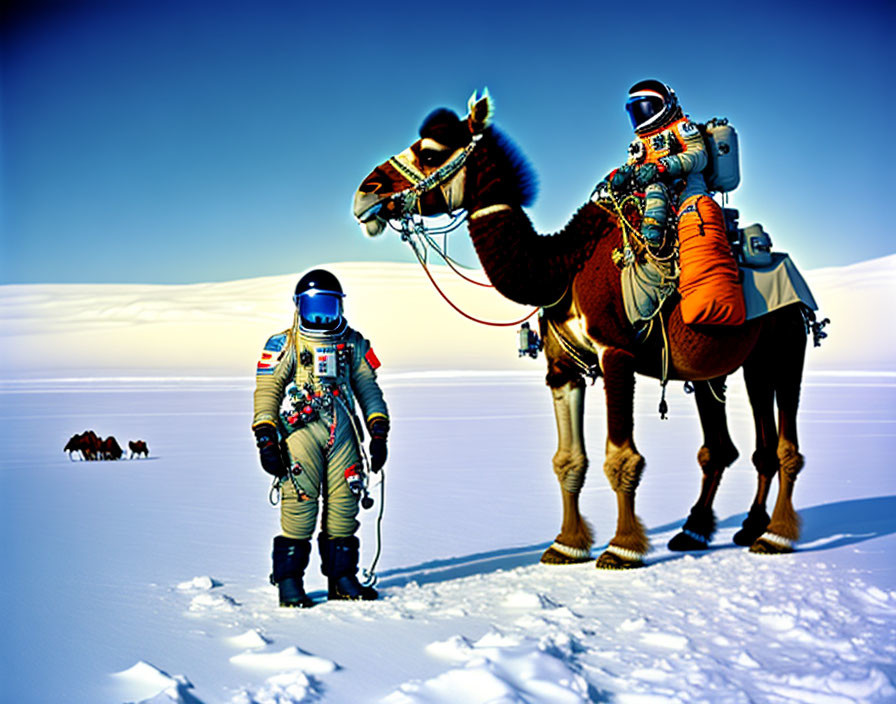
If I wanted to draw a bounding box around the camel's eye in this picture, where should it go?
[419,148,449,168]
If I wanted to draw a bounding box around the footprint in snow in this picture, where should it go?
[501,590,559,610]
[188,592,240,613]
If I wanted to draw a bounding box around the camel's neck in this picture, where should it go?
[464,129,617,307]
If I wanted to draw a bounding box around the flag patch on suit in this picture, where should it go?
[365,347,381,370]
[257,333,287,375]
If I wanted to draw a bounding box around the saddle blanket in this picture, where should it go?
[742,252,818,320]
[622,251,817,327]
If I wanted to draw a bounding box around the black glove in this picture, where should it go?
[609,164,633,191]
[634,163,660,188]
[254,426,285,477]
[368,419,389,472]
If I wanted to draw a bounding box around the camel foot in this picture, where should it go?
[670,506,715,552]
[595,547,644,570]
[668,530,710,552]
[733,506,770,546]
[749,532,794,555]
[540,543,592,565]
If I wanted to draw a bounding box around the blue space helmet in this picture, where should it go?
[293,269,345,331]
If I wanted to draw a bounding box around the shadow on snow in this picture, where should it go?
[371,496,896,588]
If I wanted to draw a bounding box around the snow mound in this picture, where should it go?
[227,629,272,650]
[229,646,337,674]
[111,661,195,703]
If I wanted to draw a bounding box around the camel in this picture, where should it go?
[64,434,85,460]
[100,436,123,460]
[129,440,149,459]
[352,92,812,569]
[65,430,102,461]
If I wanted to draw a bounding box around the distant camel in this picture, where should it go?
[100,436,123,461]
[64,434,84,460]
[129,440,150,459]
[65,430,103,461]
[81,430,102,460]
[64,431,125,460]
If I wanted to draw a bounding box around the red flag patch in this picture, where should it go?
[365,347,381,370]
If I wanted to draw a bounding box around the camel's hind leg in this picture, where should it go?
[751,307,807,554]
[540,378,594,564]
[668,376,739,551]
[739,306,807,553]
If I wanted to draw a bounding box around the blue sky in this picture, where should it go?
[1,0,892,284]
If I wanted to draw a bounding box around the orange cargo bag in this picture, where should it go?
[677,195,745,326]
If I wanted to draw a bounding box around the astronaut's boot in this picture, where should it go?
[318,534,378,601]
[271,536,315,608]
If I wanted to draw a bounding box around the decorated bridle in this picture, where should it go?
[389,134,482,225]
[357,130,483,249]
[361,90,493,241]
[364,91,539,327]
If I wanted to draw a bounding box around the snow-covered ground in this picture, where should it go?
[2,255,895,703]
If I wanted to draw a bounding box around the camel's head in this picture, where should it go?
[352,90,495,237]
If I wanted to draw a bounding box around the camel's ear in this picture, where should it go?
[466,88,493,134]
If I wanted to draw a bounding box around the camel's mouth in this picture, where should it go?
[360,216,386,238]
[353,191,391,237]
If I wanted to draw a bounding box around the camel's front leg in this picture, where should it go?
[541,379,594,564]
[596,348,648,569]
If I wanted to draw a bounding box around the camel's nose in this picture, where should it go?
[353,190,388,237]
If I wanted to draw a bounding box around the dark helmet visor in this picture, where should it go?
[626,95,664,130]
[297,291,343,327]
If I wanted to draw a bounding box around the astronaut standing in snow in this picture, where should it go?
[252,269,389,607]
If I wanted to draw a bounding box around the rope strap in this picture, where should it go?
[410,243,539,327]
